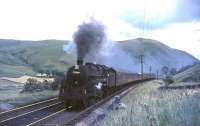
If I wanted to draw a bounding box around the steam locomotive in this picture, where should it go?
[59,60,152,109]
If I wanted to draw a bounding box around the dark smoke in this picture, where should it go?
[70,19,136,73]
[73,20,106,61]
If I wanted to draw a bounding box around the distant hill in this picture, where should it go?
[0,39,75,77]
[173,63,200,82]
[119,38,199,73]
[0,38,198,77]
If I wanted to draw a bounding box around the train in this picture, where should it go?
[59,60,153,109]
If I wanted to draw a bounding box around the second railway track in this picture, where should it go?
[0,97,64,126]
[0,79,152,126]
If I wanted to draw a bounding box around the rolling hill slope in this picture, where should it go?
[0,38,198,77]
[118,38,199,73]
[173,63,200,82]
[0,39,75,77]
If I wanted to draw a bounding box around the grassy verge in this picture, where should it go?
[0,79,58,107]
[0,90,58,106]
[100,80,200,126]
[169,82,200,86]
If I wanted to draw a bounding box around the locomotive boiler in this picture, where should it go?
[59,60,117,109]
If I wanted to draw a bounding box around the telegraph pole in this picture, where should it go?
[149,65,152,75]
[156,70,159,80]
[140,55,144,79]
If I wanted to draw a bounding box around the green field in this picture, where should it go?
[0,79,58,107]
[0,39,76,77]
[100,80,200,126]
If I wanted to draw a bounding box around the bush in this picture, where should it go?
[51,78,61,90]
[163,76,174,86]
[21,77,62,93]
[21,78,44,93]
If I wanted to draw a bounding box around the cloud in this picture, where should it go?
[120,0,200,30]
[175,0,200,21]
[105,18,200,59]
[145,22,200,59]
[0,0,199,60]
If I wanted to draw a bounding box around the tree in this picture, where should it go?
[38,69,44,75]
[169,68,177,75]
[51,77,62,90]
[26,78,38,85]
[45,70,50,77]
[163,75,174,86]
[21,78,40,92]
[51,70,64,78]
[161,66,169,75]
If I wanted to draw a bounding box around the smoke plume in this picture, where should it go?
[73,20,106,61]
[97,41,136,72]
[63,19,136,73]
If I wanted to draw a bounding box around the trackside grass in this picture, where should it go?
[0,79,59,106]
[100,80,200,126]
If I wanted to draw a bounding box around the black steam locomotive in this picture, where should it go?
[59,60,117,108]
[59,60,151,109]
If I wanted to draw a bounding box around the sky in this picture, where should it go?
[0,0,199,59]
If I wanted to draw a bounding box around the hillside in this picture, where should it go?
[173,63,200,82]
[0,38,198,77]
[119,38,199,73]
[0,39,75,77]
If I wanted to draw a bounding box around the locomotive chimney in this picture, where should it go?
[77,59,83,65]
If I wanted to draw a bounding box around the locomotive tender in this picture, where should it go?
[59,60,151,109]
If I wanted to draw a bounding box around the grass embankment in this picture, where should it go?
[100,80,200,126]
[0,90,59,106]
[0,79,58,106]
[173,64,200,82]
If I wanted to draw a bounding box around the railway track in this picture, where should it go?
[64,79,152,125]
[0,79,152,126]
[0,98,69,126]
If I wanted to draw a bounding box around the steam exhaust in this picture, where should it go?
[73,19,106,64]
